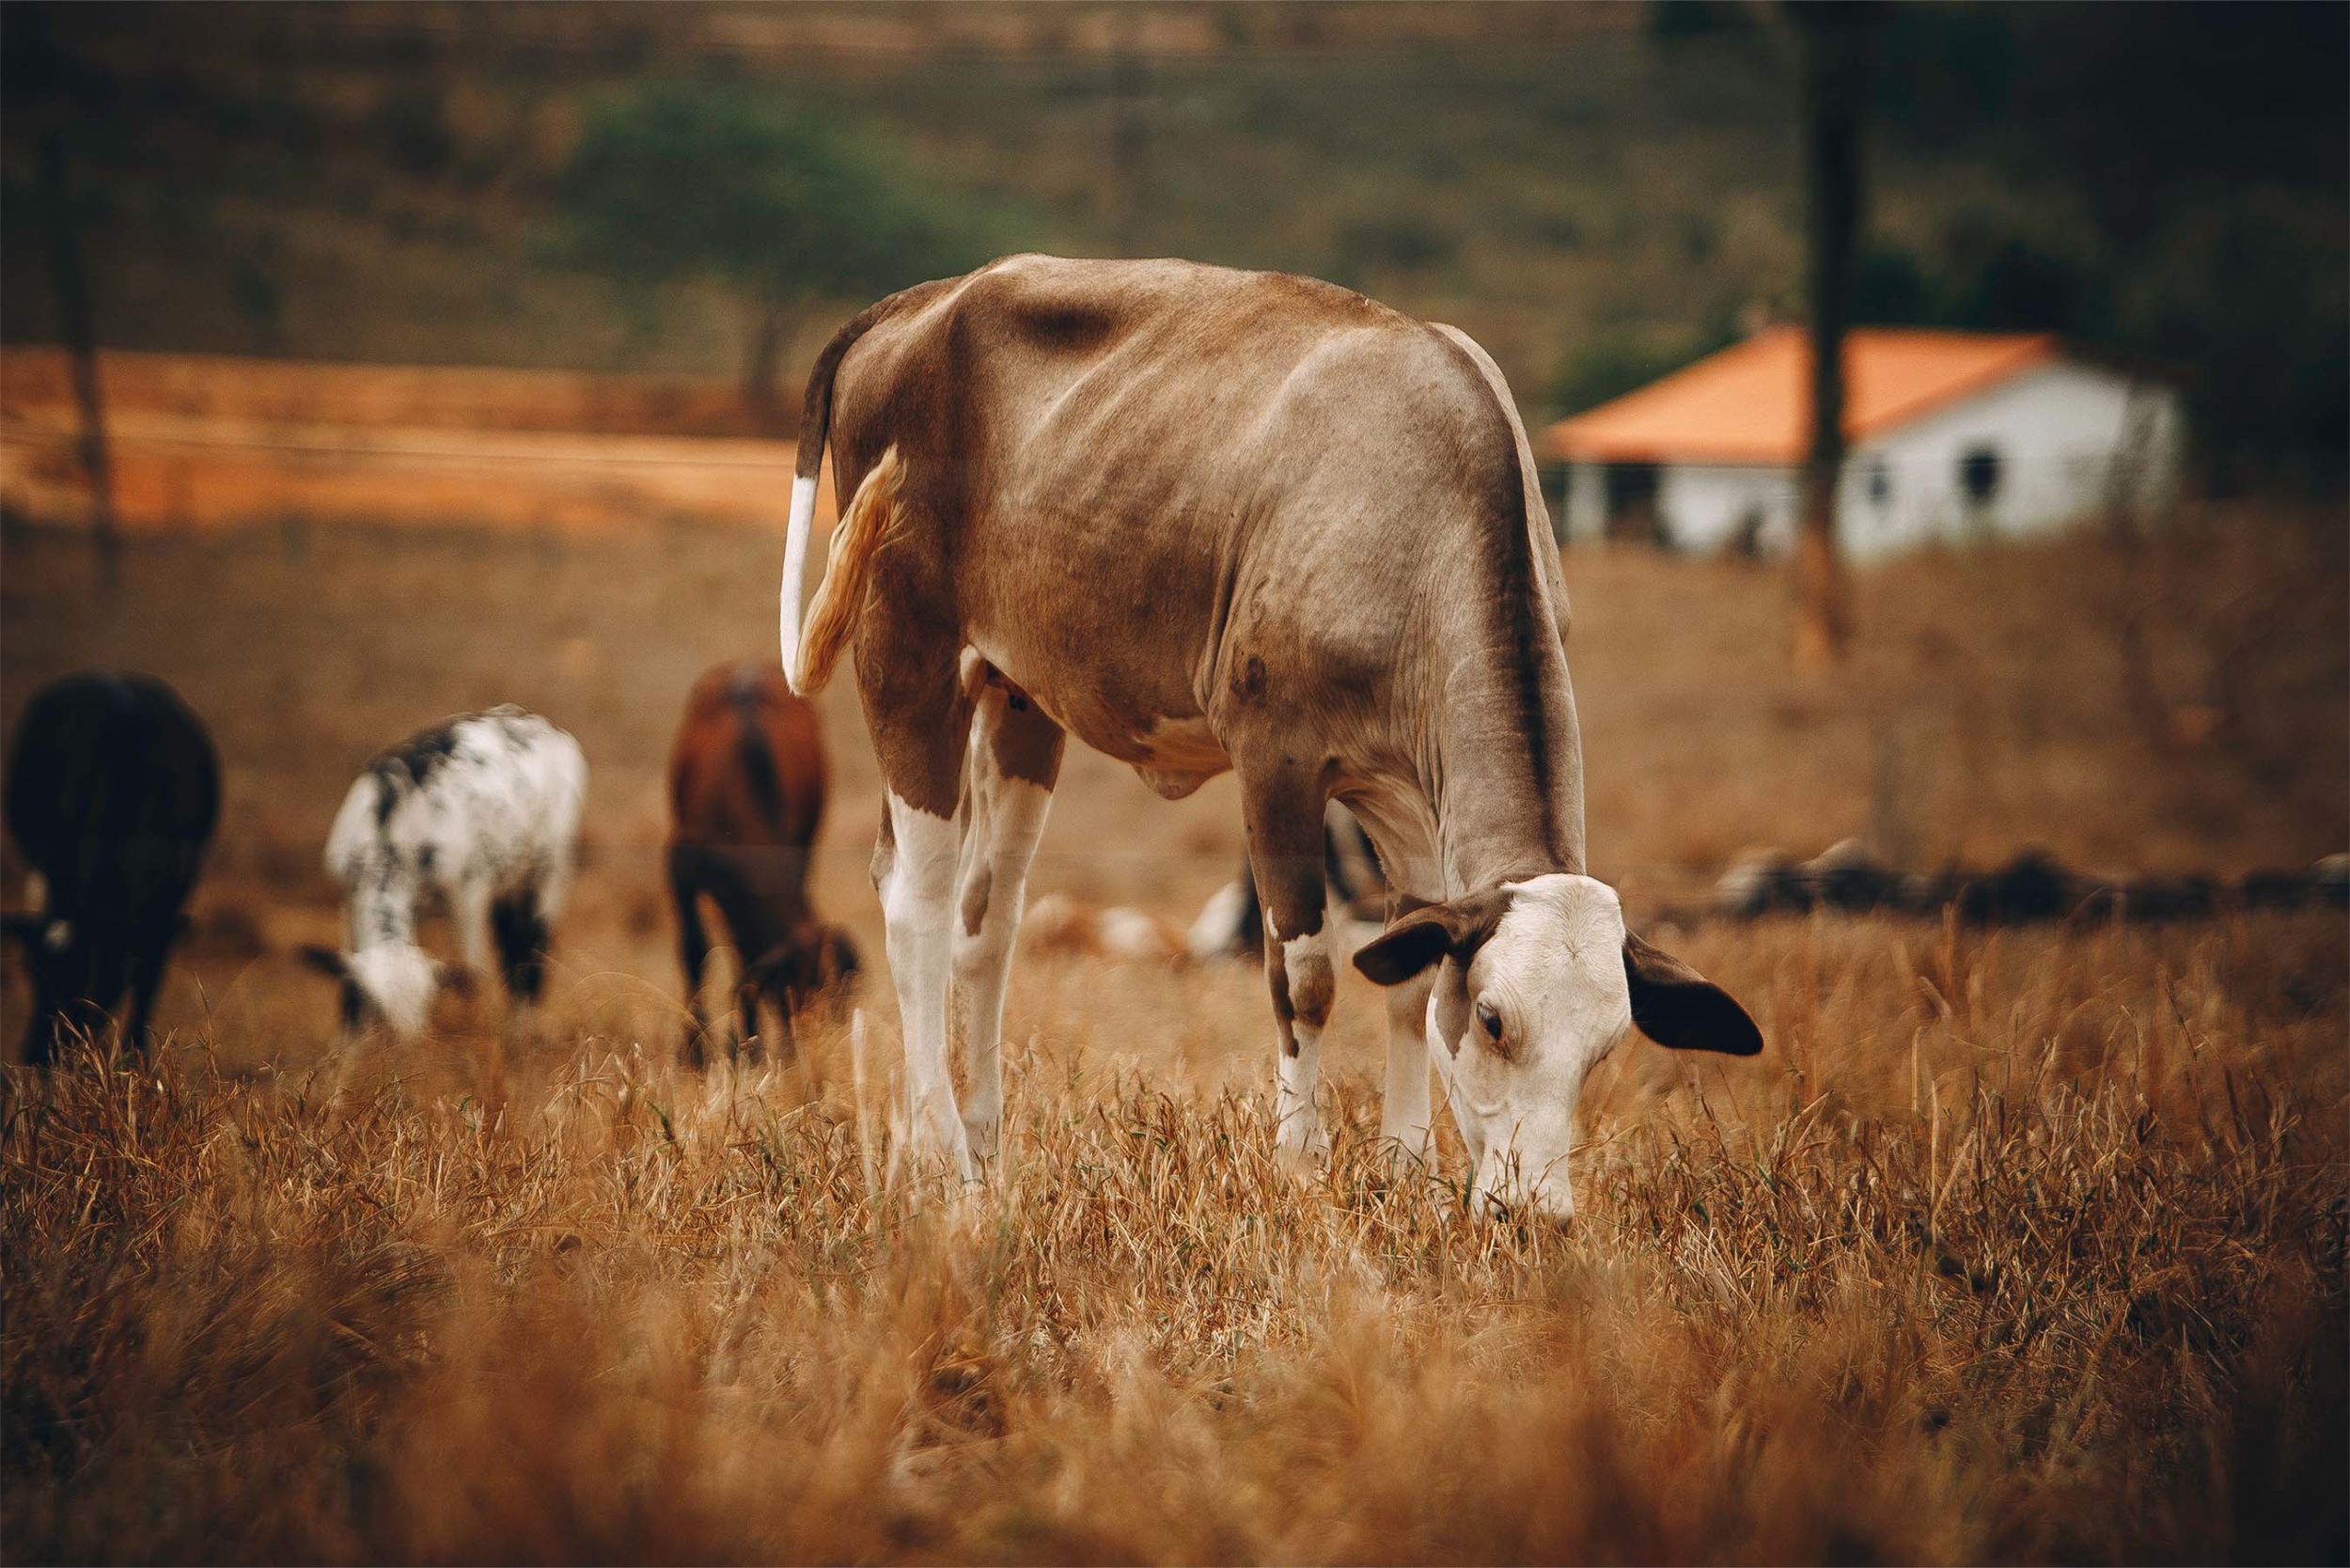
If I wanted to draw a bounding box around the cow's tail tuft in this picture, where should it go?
[792,447,901,696]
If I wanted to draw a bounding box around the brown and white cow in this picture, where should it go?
[666,659,857,1067]
[780,255,1759,1220]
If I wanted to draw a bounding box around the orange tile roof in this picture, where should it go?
[1539,326,2059,465]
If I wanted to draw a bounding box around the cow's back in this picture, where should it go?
[329,708,583,892]
[667,662,826,852]
[823,256,1526,763]
[5,672,219,923]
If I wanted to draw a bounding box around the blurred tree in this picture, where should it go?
[1857,2,2348,493]
[375,86,453,180]
[1545,307,1743,421]
[1855,220,2109,341]
[1790,4,1877,672]
[1648,0,1762,46]
[556,84,985,430]
[1105,5,1148,257]
[4,5,118,587]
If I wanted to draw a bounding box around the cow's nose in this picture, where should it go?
[1473,1180,1575,1232]
[1528,1203,1575,1241]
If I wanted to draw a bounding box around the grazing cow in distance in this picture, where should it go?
[3,671,220,1066]
[302,707,585,1038]
[1713,848,1807,918]
[2238,868,2312,912]
[777,255,1760,1220]
[1187,802,1388,963]
[1801,839,1901,913]
[667,659,857,1067]
[1023,891,1188,966]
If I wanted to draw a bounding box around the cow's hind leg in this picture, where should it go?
[121,921,178,1063]
[1240,769,1338,1166]
[669,849,713,1068]
[491,888,550,1008]
[876,793,973,1179]
[863,654,979,1183]
[451,876,496,996]
[950,683,1064,1162]
[736,967,772,1067]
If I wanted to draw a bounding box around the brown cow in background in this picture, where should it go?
[666,660,857,1067]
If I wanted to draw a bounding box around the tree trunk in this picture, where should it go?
[1106,7,1147,258]
[1791,8,1872,670]
[742,301,789,438]
[39,129,119,588]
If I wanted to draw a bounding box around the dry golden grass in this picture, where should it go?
[5,914,2343,1563]
[2,508,2345,1562]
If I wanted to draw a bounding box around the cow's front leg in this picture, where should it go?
[449,877,494,994]
[1380,968,1437,1174]
[876,790,975,1182]
[1242,774,1336,1167]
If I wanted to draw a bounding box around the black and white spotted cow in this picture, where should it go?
[302,706,586,1037]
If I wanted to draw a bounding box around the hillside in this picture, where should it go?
[2,3,2342,481]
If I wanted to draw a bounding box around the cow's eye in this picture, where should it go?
[1474,998,1503,1043]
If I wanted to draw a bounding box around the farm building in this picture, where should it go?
[1542,327,2183,560]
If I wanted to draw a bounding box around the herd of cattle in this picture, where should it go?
[2,669,2341,1071]
[8,657,2340,1066]
[1,257,2341,1225]
[1,661,858,1067]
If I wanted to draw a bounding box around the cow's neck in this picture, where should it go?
[717,855,814,952]
[351,869,417,951]
[1423,628,1588,894]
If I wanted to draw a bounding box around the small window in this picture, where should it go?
[1867,458,1892,508]
[1959,445,2002,506]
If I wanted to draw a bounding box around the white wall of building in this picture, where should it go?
[1840,361,2182,559]
[1563,460,1606,543]
[1654,465,1799,553]
[1563,360,2183,559]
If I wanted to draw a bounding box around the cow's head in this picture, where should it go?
[4,911,107,1066]
[746,921,862,1009]
[299,943,470,1039]
[1353,874,1760,1223]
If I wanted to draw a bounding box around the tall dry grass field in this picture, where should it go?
[2,507,2345,1562]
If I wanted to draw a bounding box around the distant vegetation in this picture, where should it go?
[555,84,993,424]
[0,2,2341,488]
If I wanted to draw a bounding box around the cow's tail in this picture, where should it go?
[781,278,956,693]
[793,446,901,696]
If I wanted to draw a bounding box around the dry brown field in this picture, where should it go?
[0,350,808,537]
[2,503,2344,1562]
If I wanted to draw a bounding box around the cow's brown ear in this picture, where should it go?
[1622,933,1762,1056]
[1352,890,1512,986]
[297,945,349,980]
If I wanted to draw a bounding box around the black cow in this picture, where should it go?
[4,671,220,1066]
